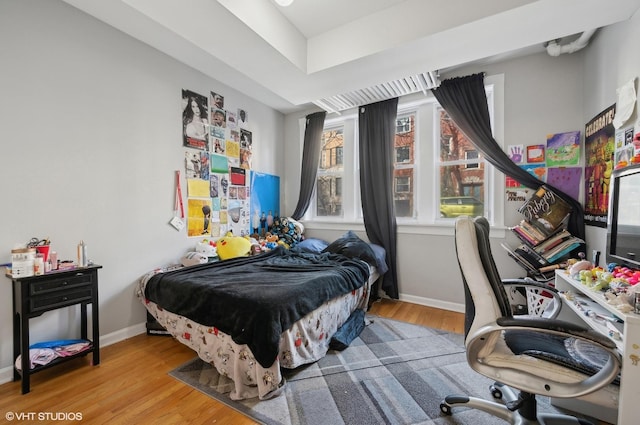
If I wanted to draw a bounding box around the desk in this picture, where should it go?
[10,265,101,394]
[554,270,640,424]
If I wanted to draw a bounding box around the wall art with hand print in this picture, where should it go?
[508,145,524,164]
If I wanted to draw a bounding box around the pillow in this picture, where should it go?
[295,237,330,253]
[368,243,388,275]
[322,231,378,267]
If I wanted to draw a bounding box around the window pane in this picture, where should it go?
[439,164,485,218]
[465,150,479,169]
[316,127,344,217]
[439,110,482,163]
[396,116,411,133]
[396,146,410,163]
[438,108,485,219]
[394,113,415,218]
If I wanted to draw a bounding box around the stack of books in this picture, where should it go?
[517,186,572,237]
[504,186,584,274]
[511,229,584,268]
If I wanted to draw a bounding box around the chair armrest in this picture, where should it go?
[496,316,617,349]
[467,317,621,398]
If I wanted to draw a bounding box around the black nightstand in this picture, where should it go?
[9,265,101,394]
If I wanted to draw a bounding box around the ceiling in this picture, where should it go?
[61,0,640,114]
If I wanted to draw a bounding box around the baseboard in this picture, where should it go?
[398,293,465,313]
[0,322,147,386]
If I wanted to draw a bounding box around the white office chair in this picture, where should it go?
[440,216,621,424]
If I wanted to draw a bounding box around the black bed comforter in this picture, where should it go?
[144,246,370,367]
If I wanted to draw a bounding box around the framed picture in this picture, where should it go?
[526,144,545,163]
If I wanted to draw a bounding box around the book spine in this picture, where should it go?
[501,243,538,274]
[520,220,547,242]
[547,242,582,263]
[516,244,549,266]
[535,230,571,254]
[511,226,538,246]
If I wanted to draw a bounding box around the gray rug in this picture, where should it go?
[169,315,589,425]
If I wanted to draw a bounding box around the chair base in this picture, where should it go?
[440,383,594,425]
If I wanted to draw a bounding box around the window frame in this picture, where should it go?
[303,74,505,234]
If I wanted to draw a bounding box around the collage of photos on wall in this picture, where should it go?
[181,89,253,238]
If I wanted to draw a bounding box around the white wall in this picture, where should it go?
[0,0,283,374]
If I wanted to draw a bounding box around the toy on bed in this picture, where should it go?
[269,216,304,249]
[180,251,208,266]
[216,232,252,260]
[196,239,217,258]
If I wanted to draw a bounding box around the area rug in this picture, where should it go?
[169,315,591,425]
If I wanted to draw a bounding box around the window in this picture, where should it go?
[316,127,344,217]
[395,176,411,193]
[396,146,410,163]
[393,113,416,218]
[464,150,479,169]
[437,108,485,218]
[396,116,411,133]
[306,75,500,227]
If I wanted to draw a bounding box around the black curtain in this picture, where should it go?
[431,73,585,241]
[359,98,399,299]
[291,111,327,220]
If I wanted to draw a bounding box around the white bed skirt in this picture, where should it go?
[136,265,376,400]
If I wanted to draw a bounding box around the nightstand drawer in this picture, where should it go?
[30,288,93,312]
[29,272,93,296]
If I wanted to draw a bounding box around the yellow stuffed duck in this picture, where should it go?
[216,232,251,260]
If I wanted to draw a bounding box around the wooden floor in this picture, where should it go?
[0,300,462,424]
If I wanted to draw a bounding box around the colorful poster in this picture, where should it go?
[250,172,280,237]
[185,150,201,179]
[182,89,209,150]
[546,131,580,166]
[520,163,547,181]
[526,145,545,163]
[507,145,524,164]
[505,175,523,188]
[210,153,228,174]
[547,167,582,201]
[187,179,210,198]
[187,198,213,237]
[584,104,616,227]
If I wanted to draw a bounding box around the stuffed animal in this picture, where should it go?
[568,260,593,278]
[181,252,208,266]
[264,232,279,250]
[196,239,217,258]
[216,233,251,260]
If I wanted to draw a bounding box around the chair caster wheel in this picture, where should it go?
[490,384,503,399]
[440,403,452,415]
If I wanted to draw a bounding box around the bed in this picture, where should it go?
[136,232,385,400]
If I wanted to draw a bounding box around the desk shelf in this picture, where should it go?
[554,270,640,424]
